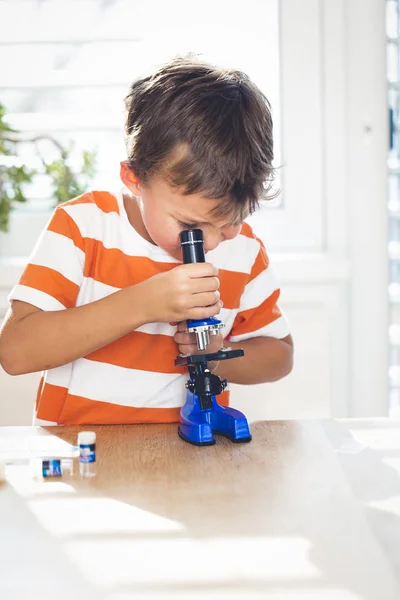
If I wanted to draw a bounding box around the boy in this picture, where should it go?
[0,56,293,425]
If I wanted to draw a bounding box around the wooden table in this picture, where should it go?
[1,419,400,600]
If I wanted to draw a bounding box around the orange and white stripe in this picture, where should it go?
[9,190,289,425]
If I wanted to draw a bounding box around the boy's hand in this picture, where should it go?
[139,263,221,324]
[173,321,224,355]
[173,321,223,373]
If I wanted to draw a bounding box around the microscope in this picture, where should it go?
[175,229,252,446]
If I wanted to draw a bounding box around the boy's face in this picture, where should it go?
[120,163,242,262]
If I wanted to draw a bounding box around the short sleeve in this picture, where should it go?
[228,236,290,342]
[8,206,85,311]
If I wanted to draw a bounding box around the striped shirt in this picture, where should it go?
[8,190,290,425]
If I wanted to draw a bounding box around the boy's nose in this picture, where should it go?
[223,224,242,241]
[204,230,223,253]
[204,224,241,252]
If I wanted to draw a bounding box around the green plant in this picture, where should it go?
[0,102,96,232]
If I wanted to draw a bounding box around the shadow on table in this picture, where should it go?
[43,419,400,600]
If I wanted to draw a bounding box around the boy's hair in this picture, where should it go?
[124,55,277,222]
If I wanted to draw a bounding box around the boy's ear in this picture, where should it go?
[120,161,141,196]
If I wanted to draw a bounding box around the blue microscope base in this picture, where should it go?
[179,390,252,445]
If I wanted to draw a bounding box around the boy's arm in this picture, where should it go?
[0,289,149,375]
[213,335,293,384]
[0,263,221,376]
[173,325,293,384]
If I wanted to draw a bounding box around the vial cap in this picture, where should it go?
[78,431,96,445]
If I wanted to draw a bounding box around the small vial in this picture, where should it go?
[31,458,73,480]
[78,431,96,477]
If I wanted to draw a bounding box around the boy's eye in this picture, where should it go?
[178,220,199,229]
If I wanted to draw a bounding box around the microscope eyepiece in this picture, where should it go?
[179,229,206,264]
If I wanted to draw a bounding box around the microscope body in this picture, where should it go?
[175,230,252,445]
